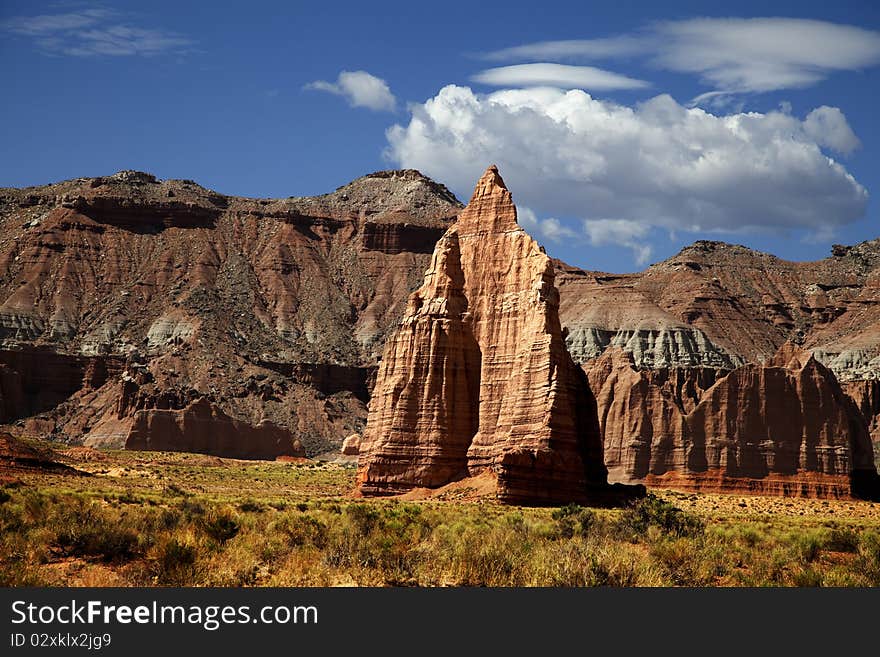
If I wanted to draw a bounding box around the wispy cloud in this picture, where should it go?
[2,7,194,57]
[482,36,649,62]
[472,63,648,91]
[654,18,880,94]
[304,70,397,112]
[480,18,880,100]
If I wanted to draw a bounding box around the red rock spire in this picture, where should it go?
[357,165,628,504]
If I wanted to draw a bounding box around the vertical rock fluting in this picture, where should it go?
[355,230,481,490]
[586,348,726,484]
[358,166,618,504]
[586,343,880,498]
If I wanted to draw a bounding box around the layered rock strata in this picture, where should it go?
[358,166,635,505]
[558,238,880,381]
[585,344,879,498]
[0,169,461,457]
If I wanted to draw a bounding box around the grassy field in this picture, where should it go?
[2,445,880,587]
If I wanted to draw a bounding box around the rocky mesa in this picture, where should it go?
[0,169,461,458]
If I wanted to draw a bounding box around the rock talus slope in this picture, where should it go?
[358,166,637,504]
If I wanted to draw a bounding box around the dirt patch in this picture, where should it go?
[398,470,499,502]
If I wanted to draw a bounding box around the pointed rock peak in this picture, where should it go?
[457,165,518,232]
[470,165,509,200]
[768,341,813,370]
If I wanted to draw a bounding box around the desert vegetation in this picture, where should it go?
[1,448,879,587]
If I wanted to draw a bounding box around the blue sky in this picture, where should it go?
[1,0,879,272]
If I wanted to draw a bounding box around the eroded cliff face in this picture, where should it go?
[358,166,630,505]
[558,239,880,381]
[556,264,742,369]
[558,238,880,492]
[0,169,461,457]
[585,344,879,498]
[843,379,880,469]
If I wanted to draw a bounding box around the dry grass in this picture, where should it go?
[2,445,880,587]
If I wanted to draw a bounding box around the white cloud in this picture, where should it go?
[654,18,880,94]
[520,207,652,264]
[2,9,110,35]
[305,70,396,112]
[2,9,193,56]
[518,206,578,243]
[472,63,648,91]
[803,106,861,155]
[481,18,880,96]
[583,219,652,265]
[482,36,648,62]
[386,85,867,263]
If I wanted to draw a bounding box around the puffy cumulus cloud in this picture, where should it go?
[385,85,868,261]
[803,106,861,155]
[520,206,651,264]
[471,63,648,91]
[305,71,396,112]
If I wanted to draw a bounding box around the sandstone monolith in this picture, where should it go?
[358,166,634,504]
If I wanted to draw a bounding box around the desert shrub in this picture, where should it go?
[276,514,328,548]
[238,499,265,513]
[649,536,726,586]
[324,503,429,577]
[737,525,764,547]
[0,488,11,504]
[164,483,189,497]
[201,510,240,544]
[551,504,597,539]
[0,497,25,534]
[157,508,182,530]
[177,498,206,518]
[344,503,380,535]
[117,491,139,504]
[151,538,200,586]
[791,531,824,564]
[616,494,704,539]
[790,565,824,587]
[52,502,140,562]
[857,531,880,585]
[22,490,48,523]
[825,527,860,553]
[0,554,45,586]
[419,513,534,586]
[530,538,664,586]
